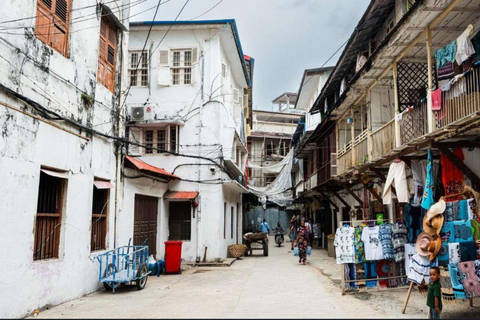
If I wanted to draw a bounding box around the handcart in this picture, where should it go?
[97,245,150,293]
[243,232,268,256]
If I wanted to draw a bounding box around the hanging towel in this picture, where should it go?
[455,29,476,65]
[438,61,455,81]
[431,88,442,111]
[383,161,409,205]
[441,82,452,92]
[421,148,435,210]
[435,41,457,69]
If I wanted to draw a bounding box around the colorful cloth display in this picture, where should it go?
[364,261,377,288]
[354,225,366,264]
[379,223,395,260]
[405,204,426,243]
[334,226,355,264]
[361,226,384,261]
[441,220,473,243]
[448,262,467,299]
[407,253,435,285]
[440,148,465,198]
[422,148,435,210]
[456,260,480,298]
[392,223,408,262]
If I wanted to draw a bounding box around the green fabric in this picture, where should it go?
[471,219,480,241]
[427,280,443,311]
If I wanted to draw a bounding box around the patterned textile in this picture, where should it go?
[468,198,477,220]
[471,219,480,259]
[440,149,465,199]
[449,242,461,264]
[459,200,469,221]
[441,220,473,243]
[388,260,398,288]
[405,204,426,243]
[449,262,467,299]
[456,261,480,298]
[440,275,455,301]
[397,261,407,286]
[334,226,355,264]
[407,254,438,285]
[438,241,450,267]
[354,225,366,264]
[377,260,389,288]
[438,61,455,80]
[404,243,417,275]
[392,223,408,262]
[344,263,357,290]
[379,223,395,260]
[444,201,460,222]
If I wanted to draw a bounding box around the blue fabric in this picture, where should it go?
[293,246,299,256]
[259,222,270,233]
[435,41,457,69]
[441,221,473,243]
[421,148,435,211]
[459,241,476,261]
[364,261,377,288]
[438,241,450,267]
[307,246,312,256]
[379,223,395,260]
[449,263,467,300]
[459,200,469,220]
[405,204,426,243]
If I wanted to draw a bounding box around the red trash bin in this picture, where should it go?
[164,241,183,274]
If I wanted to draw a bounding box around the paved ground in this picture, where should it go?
[30,238,480,319]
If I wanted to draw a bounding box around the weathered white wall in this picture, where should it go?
[126,24,248,262]
[0,0,129,318]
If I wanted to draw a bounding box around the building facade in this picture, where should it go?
[0,0,131,317]
[125,20,251,263]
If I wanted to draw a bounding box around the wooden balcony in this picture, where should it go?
[370,119,395,161]
[435,67,480,129]
[336,141,353,176]
[400,101,428,145]
[353,129,369,166]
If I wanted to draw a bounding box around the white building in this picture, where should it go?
[0,0,132,318]
[125,20,251,263]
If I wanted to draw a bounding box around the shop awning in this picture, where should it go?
[163,191,198,200]
[125,156,180,180]
[94,180,114,189]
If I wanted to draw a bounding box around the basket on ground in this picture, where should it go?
[228,244,247,258]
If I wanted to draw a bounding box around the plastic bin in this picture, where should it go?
[164,241,183,274]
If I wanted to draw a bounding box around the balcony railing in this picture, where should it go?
[400,100,428,145]
[353,129,369,166]
[435,66,480,128]
[337,141,353,176]
[370,119,395,160]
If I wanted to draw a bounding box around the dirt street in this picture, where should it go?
[30,238,480,319]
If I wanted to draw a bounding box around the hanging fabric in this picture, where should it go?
[411,161,426,206]
[421,148,435,210]
[440,148,465,198]
[455,27,476,65]
[383,160,409,205]
[431,88,442,111]
[334,226,355,264]
[435,41,456,69]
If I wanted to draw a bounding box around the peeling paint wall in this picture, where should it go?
[0,0,129,318]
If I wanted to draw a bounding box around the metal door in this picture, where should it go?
[134,194,158,257]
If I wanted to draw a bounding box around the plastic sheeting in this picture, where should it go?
[247,149,294,207]
[247,153,290,173]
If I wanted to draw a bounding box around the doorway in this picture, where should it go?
[134,194,158,257]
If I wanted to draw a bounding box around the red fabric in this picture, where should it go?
[431,88,442,111]
[440,148,465,198]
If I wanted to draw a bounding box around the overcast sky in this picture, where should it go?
[130,0,371,111]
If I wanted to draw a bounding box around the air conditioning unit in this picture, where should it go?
[130,106,153,121]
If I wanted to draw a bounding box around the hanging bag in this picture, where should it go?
[307,246,312,256]
[293,246,299,256]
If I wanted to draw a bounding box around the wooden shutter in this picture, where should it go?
[35,0,70,56]
[97,17,117,92]
[35,3,52,44]
[192,47,198,64]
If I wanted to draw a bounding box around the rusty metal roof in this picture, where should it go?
[125,156,180,180]
[164,191,199,200]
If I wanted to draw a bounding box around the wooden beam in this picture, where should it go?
[407,27,466,32]
[318,192,339,211]
[433,140,480,149]
[372,168,397,197]
[338,182,364,206]
[366,186,383,203]
[424,6,480,13]
[330,191,350,210]
[437,146,480,190]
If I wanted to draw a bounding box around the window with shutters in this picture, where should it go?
[170,49,196,85]
[35,0,70,57]
[98,17,118,92]
[34,169,67,261]
[129,50,149,87]
[144,130,154,154]
[91,183,109,252]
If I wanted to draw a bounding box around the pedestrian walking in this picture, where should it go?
[296,219,309,264]
[290,215,297,250]
[259,219,270,235]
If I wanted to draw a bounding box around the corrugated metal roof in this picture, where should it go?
[164,191,199,200]
[125,156,179,180]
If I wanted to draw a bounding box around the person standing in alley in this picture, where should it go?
[260,219,270,235]
[290,215,297,250]
[296,219,309,264]
[426,267,442,319]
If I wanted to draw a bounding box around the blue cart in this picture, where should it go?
[97,245,150,293]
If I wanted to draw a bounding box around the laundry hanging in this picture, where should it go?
[455,27,476,65]
[382,160,409,205]
[421,148,435,210]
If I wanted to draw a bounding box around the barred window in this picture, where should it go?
[144,130,154,154]
[140,126,179,155]
[91,182,109,251]
[171,49,192,85]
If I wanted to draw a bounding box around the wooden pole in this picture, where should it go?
[393,62,401,148]
[402,282,415,314]
[426,27,434,133]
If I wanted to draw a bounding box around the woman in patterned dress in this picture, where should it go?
[296,219,309,264]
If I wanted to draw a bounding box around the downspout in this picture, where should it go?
[196,45,205,263]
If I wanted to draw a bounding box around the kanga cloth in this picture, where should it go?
[440,274,455,301]
[421,148,435,210]
[354,225,366,264]
[456,260,480,298]
[392,223,408,262]
[449,262,467,299]
[407,253,438,285]
[440,148,465,199]
[441,220,473,243]
[379,223,395,260]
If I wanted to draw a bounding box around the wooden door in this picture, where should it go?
[134,194,158,257]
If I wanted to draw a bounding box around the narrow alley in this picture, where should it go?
[29,239,480,319]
